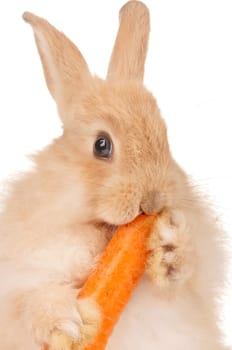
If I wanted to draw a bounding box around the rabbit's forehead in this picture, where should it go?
[81,81,166,137]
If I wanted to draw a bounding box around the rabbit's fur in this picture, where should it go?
[0,1,229,349]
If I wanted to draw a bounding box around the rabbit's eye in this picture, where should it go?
[94,135,113,159]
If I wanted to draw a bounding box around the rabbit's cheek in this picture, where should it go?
[94,182,141,226]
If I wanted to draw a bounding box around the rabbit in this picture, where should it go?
[0,1,229,349]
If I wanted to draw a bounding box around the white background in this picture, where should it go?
[0,0,231,345]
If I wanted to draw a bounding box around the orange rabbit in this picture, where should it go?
[0,1,228,350]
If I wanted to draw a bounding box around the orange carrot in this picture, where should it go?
[43,214,155,350]
[79,214,156,350]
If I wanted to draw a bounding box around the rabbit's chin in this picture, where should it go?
[94,211,142,229]
[92,200,143,228]
[93,220,118,238]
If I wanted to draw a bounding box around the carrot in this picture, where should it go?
[43,214,156,350]
[79,214,156,350]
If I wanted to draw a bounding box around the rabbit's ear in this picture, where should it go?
[107,1,150,82]
[23,12,91,124]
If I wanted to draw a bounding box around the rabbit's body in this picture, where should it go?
[110,279,224,350]
[0,1,229,349]
[0,134,227,350]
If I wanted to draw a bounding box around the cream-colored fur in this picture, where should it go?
[0,1,229,349]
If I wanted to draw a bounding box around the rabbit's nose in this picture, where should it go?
[140,191,163,215]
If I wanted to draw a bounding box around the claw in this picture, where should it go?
[49,331,73,350]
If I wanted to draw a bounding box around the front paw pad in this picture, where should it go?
[146,209,194,288]
[47,298,101,350]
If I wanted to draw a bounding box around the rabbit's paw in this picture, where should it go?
[146,209,195,288]
[48,298,101,350]
[20,285,101,350]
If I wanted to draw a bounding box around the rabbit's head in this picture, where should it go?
[23,1,184,226]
